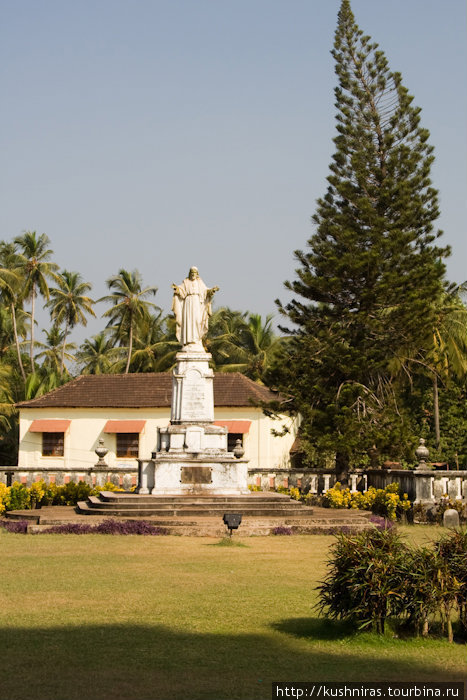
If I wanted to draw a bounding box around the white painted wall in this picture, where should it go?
[18,406,298,472]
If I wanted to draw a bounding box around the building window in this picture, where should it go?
[42,433,64,457]
[227,433,243,452]
[116,433,139,458]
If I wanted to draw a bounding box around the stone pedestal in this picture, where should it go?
[171,351,214,423]
[151,454,248,495]
[159,423,226,454]
[137,348,249,495]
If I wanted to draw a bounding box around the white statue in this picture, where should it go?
[172,267,219,350]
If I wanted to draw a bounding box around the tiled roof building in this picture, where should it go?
[17,373,279,409]
[16,373,297,486]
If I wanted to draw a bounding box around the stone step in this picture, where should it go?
[3,510,40,522]
[97,491,294,504]
[87,496,307,511]
[4,505,373,535]
[32,513,372,536]
[76,501,315,518]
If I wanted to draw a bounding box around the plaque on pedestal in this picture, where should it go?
[171,351,214,424]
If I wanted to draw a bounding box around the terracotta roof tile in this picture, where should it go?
[17,373,279,409]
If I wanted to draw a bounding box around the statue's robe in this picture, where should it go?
[172,277,211,347]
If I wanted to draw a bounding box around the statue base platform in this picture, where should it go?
[136,422,249,495]
[137,454,249,495]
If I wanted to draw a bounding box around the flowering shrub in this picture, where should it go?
[7,482,31,511]
[0,483,9,515]
[272,526,293,535]
[322,482,411,521]
[302,493,318,506]
[44,519,168,535]
[44,522,94,534]
[368,515,395,531]
[0,480,125,512]
[29,481,46,508]
[322,483,352,509]
[0,519,29,534]
[275,486,301,501]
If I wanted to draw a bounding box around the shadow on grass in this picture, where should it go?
[206,536,249,547]
[273,616,467,646]
[271,616,356,640]
[0,623,465,700]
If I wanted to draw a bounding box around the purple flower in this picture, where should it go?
[0,519,29,534]
[272,526,293,535]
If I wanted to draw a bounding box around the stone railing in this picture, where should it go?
[1,466,137,490]
[249,467,467,504]
[1,465,338,495]
[366,468,467,503]
[4,464,467,505]
[247,468,337,494]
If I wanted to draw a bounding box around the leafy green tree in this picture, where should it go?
[36,325,77,376]
[387,288,467,448]
[14,231,58,368]
[0,361,18,465]
[276,0,450,469]
[206,308,248,369]
[99,269,159,374]
[76,332,121,374]
[425,292,467,447]
[239,313,284,382]
[128,312,179,373]
[23,370,62,401]
[0,241,28,381]
[207,308,283,382]
[47,270,95,376]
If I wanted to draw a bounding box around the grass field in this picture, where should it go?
[0,526,465,700]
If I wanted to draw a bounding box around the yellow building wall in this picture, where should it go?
[19,406,298,472]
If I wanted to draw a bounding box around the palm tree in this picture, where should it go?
[425,291,467,447]
[14,231,58,368]
[47,270,95,376]
[391,289,467,447]
[23,370,62,401]
[129,312,179,372]
[0,361,19,465]
[208,309,283,382]
[100,269,159,374]
[206,307,248,367]
[0,241,28,381]
[76,332,121,374]
[36,325,77,377]
[240,314,284,381]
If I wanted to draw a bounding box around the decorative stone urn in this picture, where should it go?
[94,438,109,467]
[415,438,432,471]
[233,439,245,459]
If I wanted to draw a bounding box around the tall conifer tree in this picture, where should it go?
[277,0,450,467]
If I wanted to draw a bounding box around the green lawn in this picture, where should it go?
[0,526,465,700]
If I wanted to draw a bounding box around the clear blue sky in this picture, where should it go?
[1,0,466,343]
